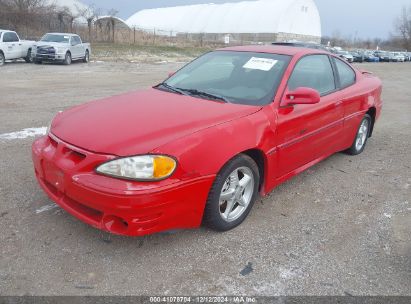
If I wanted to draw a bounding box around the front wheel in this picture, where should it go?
[63,52,72,65]
[345,114,372,155]
[203,154,260,231]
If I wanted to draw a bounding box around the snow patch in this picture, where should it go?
[0,127,47,140]
[36,203,58,214]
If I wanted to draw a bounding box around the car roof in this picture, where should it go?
[45,33,78,36]
[218,45,330,57]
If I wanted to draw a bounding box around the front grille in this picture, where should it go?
[38,47,56,55]
[48,135,87,166]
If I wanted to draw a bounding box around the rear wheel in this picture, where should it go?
[63,52,72,65]
[345,114,372,155]
[25,49,32,63]
[203,154,260,231]
[83,50,89,63]
[0,52,5,66]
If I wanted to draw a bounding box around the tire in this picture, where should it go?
[0,52,5,66]
[25,49,32,63]
[345,114,372,155]
[34,60,42,64]
[83,50,89,63]
[203,154,260,231]
[63,52,72,65]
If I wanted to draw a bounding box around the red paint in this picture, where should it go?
[32,46,382,236]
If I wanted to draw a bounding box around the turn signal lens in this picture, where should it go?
[96,155,176,181]
[153,156,177,179]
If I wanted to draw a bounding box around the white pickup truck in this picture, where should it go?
[0,30,35,66]
[32,33,91,65]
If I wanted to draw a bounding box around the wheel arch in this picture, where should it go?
[366,107,376,137]
[241,149,266,192]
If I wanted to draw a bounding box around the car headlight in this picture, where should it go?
[96,155,177,181]
[54,47,59,53]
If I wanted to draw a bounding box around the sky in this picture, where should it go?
[81,0,409,39]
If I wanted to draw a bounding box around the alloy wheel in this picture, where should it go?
[355,119,369,151]
[219,167,255,222]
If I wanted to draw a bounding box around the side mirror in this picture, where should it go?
[283,87,320,106]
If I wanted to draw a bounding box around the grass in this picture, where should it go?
[91,43,215,62]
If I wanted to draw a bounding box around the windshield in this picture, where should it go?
[160,51,291,106]
[41,34,70,43]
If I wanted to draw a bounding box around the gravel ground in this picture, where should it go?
[0,60,410,296]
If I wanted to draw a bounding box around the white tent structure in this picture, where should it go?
[126,0,321,43]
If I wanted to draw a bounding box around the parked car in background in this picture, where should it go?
[364,51,379,62]
[32,46,383,236]
[394,52,406,62]
[0,30,35,66]
[32,33,91,65]
[351,51,364,63]
[389,52,405,62]
[337,50,354,63]
[374,51,390,62]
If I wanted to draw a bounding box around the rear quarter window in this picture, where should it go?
[334,57,356,88]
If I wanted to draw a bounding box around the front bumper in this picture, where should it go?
[32,135,214,236]
[33,52,66,61]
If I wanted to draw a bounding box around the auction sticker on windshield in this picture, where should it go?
[243,57,278,71]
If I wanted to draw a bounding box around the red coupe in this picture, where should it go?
[32,46,382,236]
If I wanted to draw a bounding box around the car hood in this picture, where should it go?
[34,42,68,48]
[51,88,262,156]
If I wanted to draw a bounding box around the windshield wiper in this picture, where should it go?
[154,83,188,96]
[179,89,229,103]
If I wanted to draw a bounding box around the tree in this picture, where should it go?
[395,5,411,50]
[76,4,101,42]
[107,9,119,43]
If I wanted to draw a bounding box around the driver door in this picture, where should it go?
[276,54,344,177]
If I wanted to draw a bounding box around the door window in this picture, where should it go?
[3,32,19,42]
[71,36,80,45]
[334,58,356,88]
[288,55,336,95]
